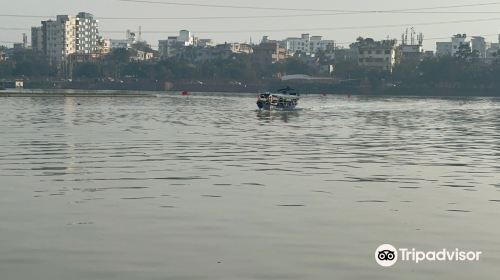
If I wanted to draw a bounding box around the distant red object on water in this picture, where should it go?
[181,91,189,96]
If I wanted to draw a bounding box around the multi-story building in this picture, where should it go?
[108,30,136,50]
[400,45,424,62]
[436,42,452,56]
[486,44,500,62]
[33,12,100,64]
[158,30,196,59]
[178,30,194,45]
[283,33,335,55]
[252,42,286,64]
[332,47,358,62]
[31,27,44,52]
[436,34,476,57]
[220,43,253,54]
[75,12,99,54]
[451,34,470,55]
[284,34,310,54]
[158,38,184,59]
[131,50,155,61]
[471,36,490,59]
[399,29,424,62]
[435,33,500,62]
[110,40,132,49]
[41,15,77,63]
[485,35,500,62]
[351,38,398,72]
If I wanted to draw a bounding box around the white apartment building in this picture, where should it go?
[451,34,470,55]
[222,43,253,54]
[471,36,490,59]
[158,30,196,59]
[34,12,100,64]
[75,12,99,54]
[109,30,136,50]
[435,34,496,58]
[283,33,335,55]
[436,34,472,57]
[351,38,398,72]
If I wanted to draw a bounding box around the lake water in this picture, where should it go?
[1,93,499,279]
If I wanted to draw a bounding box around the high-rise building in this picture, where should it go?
[32,12,99,64]
[31,27,44,52]
[75,12,99,54]
[41,15,77,63]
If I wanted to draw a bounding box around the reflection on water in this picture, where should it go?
[256,109,300,123]
[1,94,500,280]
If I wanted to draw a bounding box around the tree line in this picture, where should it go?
[2,43,500,90]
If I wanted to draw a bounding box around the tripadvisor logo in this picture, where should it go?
[375,244,398,267]
[375,244,482,267]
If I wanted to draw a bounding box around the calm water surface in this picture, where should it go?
[1,93,500,279]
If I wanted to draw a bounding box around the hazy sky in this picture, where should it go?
[1,0,500,50]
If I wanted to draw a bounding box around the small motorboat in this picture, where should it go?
[256,87,300,111]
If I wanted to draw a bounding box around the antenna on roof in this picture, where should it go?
[418,33,424,46]
[22,33,27,48]
[138,26,142,42]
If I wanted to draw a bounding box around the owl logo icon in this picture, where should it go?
[375,244,398,267]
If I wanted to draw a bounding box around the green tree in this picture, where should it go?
[454,44,479,61]
[73,62,101,79]
[11,49,54,77]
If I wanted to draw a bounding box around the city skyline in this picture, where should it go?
[2,0,500,50]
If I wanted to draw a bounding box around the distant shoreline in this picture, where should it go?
[2,88,500,98]
[0,89,266,97]
[0,89,160,97]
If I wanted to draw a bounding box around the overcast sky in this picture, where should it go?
[1,0,500,50]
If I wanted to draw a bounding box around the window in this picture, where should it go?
[376,50,382,54]
[385,50,391,54]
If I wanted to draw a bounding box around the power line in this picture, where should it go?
[3,17,500,34]
[117,0,500,13]
[119,17,500,33]
[1,13,349,20]
[5,11,500,21]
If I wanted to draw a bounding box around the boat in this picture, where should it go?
[256,86,300,111]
